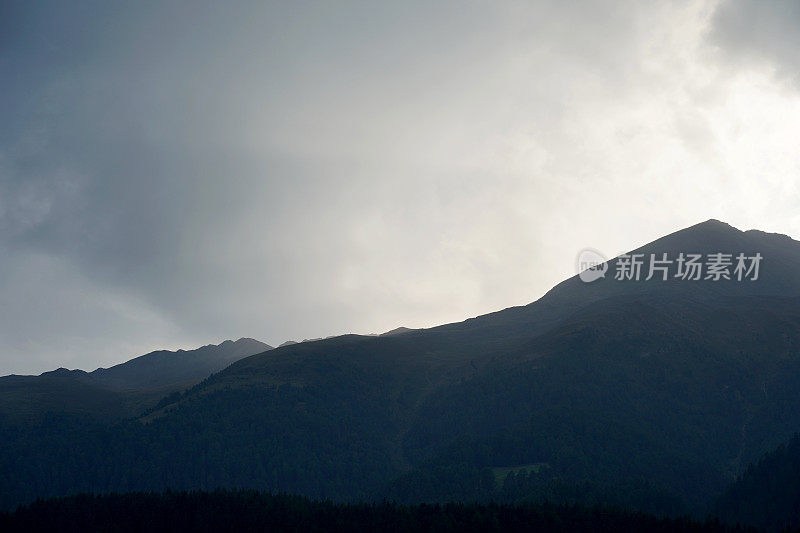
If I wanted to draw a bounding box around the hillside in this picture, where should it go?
[3,220,800,515]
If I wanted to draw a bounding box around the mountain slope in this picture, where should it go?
[148,219,800,501]
[3,220,800,514]
[395,294,800,503]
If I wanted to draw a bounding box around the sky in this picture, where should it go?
[2,0,800,374]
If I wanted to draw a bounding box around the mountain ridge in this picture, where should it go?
[4,219,800,515]
[0,338,273,421]
[132,218,800,506]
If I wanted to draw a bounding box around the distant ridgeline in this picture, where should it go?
[0,338,272,421]
[3,220,800,531]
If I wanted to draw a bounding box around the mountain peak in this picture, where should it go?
[667,218,742,241]
[83,338,273,391]
[40,368,88,378]
[678,219,794,243]
[698,218,736,228]
[380,327,416,337]
[233,338,270,349]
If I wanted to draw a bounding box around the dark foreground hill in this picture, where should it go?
[0,490,748,533]
[3,220,800,518]
[714,433,800,531]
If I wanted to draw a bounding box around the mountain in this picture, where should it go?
[380,326,416,336]
[3,220,800,516]
[88,337,272,390]
[0,338,272,420]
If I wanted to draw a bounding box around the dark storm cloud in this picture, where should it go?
[2,0,799,373]
[710,0,800,86]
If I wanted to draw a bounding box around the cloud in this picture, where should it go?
[2,1,800,373]
[0,246,190,374]
[710,0,800,87]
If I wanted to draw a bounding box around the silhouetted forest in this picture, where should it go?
[0,490,751,533]
[714,433,800,531]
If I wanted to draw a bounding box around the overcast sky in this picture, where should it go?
[2,0,800,374]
